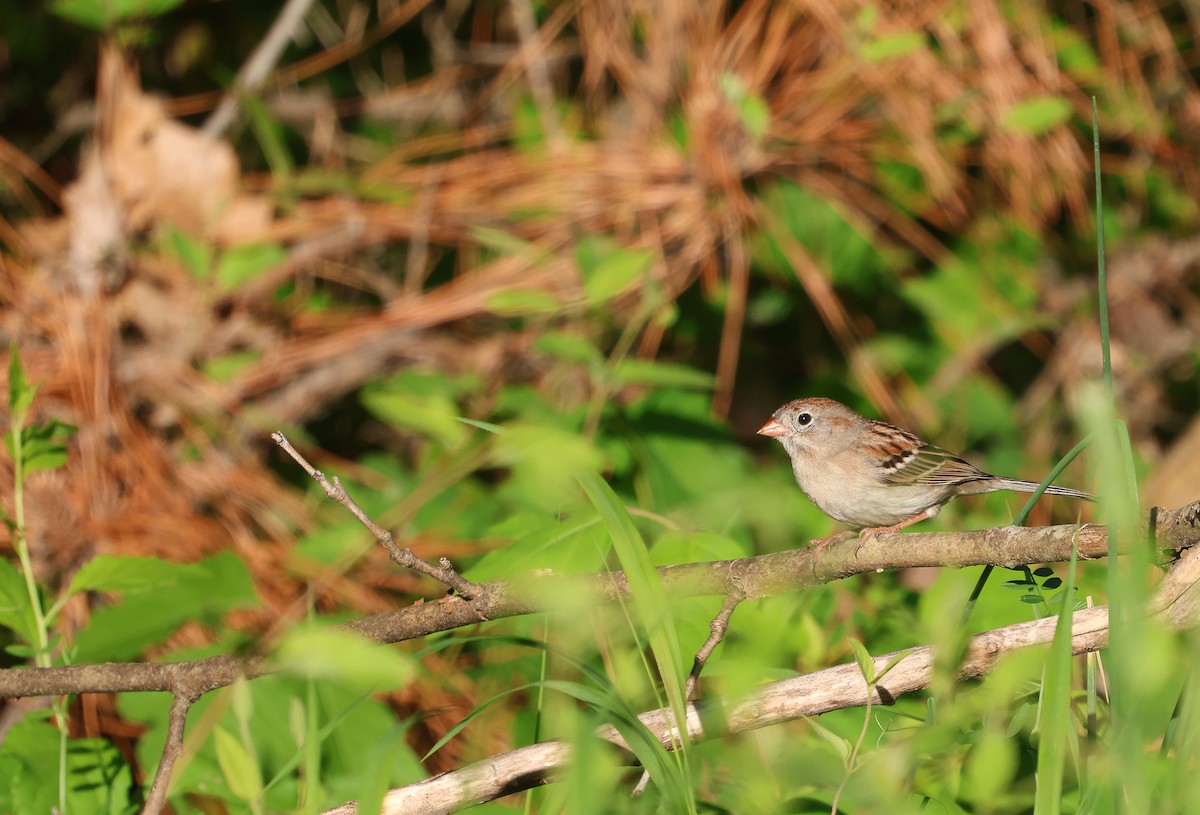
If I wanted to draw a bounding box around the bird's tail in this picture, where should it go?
[992,478,1095,502]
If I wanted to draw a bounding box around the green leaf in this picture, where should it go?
[1002,96,1073,135]
[203,350,261,382]
[464,511,608,581]
[494,425,604,512]
[162,223,213,279]
[579,246,654,307]
[456,417,505,435]
[17,419,75,476]
[716,72,771,139]
[51,0,185,28]
[243,94,292,180]
[0,722,133,815]
[612,360,715,391]
[875,650,912,683]
[0,559,36,645]
[272,626,417,691]
[1033,567,1056,577]
[7,344,34,420]
[470,226,548,260]
[485,288,560,317]
[848,638,876,684]
[861,32,925,62]
[806,716,852,762]
[361,387,466,448]
[73,552,257,662]
[534,331,603,365]
[216,243,286,291]
[214,726,264,804]
[648,531,749,566]
[66,555,185,598]
[963,730,1018,803]
[753,182,894,292]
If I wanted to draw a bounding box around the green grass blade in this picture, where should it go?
[1033,529,1080,815]
[1092,97,1112,399]
[577,471,694,810]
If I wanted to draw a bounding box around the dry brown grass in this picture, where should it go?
[1,0,1198,771]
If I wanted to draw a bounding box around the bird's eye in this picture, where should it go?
[797,412,812,427]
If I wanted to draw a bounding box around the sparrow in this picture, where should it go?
[758,397,1093,544]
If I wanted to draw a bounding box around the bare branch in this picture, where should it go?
[326,544,1200,815]
[272,431,479,598]
[0,501,1196,700]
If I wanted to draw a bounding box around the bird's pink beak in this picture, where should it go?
[756,417,788,438]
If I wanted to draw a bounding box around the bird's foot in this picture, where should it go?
[855,506,941,546]
[808,530,856,553]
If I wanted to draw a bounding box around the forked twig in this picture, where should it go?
[142,692,196,815]
[272,432,479,598]
[633,592,743,796]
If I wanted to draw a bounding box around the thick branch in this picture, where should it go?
[0,501,1196,699]
[325,544,1200,815]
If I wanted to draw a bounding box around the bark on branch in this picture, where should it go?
[0,500,1196,700]
[322,541,1200,815]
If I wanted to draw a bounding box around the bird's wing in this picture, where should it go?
[882,445,992,488]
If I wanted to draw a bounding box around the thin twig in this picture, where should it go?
[686,593,742,701]
[204,0,318,137]
[142,692,196,815]
[272,432,479,598]
[633,592,742,796]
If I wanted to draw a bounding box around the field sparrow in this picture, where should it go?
[758,397,1093,544]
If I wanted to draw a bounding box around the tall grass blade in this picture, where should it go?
[578,471,695,811]
[1033,530,1080,815]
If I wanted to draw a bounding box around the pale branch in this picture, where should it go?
[271,432,480,598]
[203,0,316,137]
[1,501,1197,700]
[324,545,1200,815]
[142,692,196,815]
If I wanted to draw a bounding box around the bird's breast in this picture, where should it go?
[791,457,945,528]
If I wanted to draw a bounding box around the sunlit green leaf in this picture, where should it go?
[485,288,560,317]
[66,555,186,597]
[848,638,876,684]
[0,559,36,645]
[362,386,466,448]
[203,350,261,382]
[580,246,654,307]
[17,419,75,476]
[51,0,185,28]
[272,626,417,690]
[1002,96,1073,135]
[216,243,286,291]
[861,32,925,62]
[613,360,715,391]
[214,726,263,804]
[162,224,212,280]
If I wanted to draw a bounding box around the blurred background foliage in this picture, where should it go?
[1,0,1199,812]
